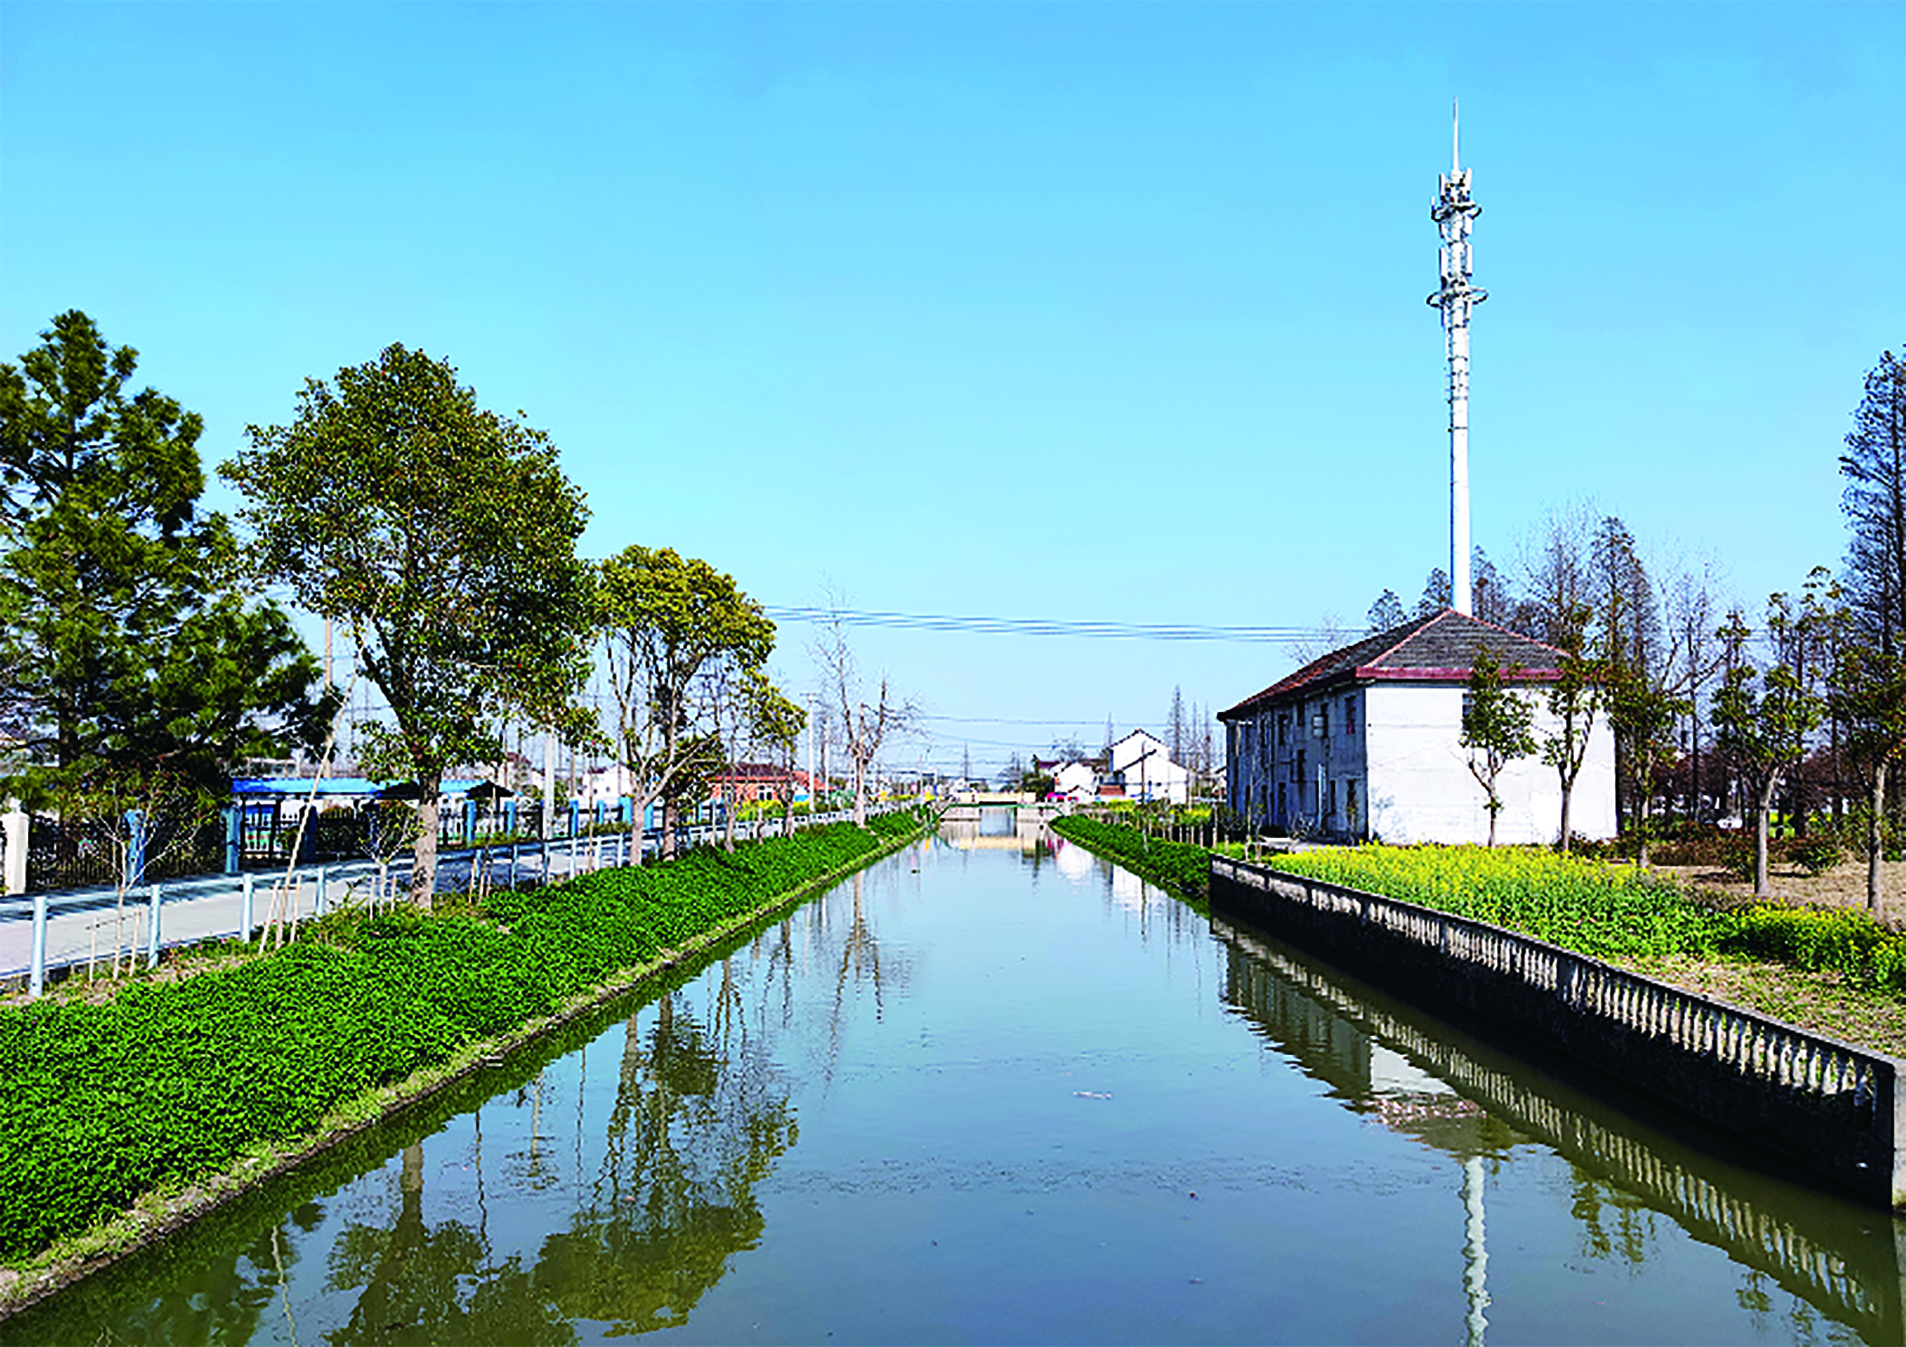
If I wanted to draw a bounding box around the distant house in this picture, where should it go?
[1106,729,1191,805]
[709,763,813,804]
[1218,609,1615,845]
[1031,755,1108,801]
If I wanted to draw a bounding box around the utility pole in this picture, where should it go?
[806,692,816,814]
[542,726,556,839]
[1429,99,1487,617]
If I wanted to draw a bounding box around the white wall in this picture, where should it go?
[1110,732,1190,804]
[1363,683,1616,846]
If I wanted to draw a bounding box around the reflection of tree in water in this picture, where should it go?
[1567,1173,1660,1268]
[529,988,796,1333]
[323,1141,572,1347]
[86,1201,324,1345]
[811,870,912,1087]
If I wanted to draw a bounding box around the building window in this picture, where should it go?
[1295,748,1305,782]
[1277,781,1287,823]
[1346,779,1360,829]
[1344,697,1356,735]
[1277,714,1288,747]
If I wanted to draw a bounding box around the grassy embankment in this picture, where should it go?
[0,809,927,1308]
[1052,816,1906,1059]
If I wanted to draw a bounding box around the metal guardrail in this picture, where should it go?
[0,805,893,997]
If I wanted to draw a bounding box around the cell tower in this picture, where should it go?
[1428,100,1487,617]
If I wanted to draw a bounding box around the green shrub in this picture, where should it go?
[1049,815,1210,903]
[1791,831,1847,876]
[0,810,926,1264]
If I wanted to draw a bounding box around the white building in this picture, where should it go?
[1048,759,1102,800]
[1107,729,1192,805]
[1219,610,1615,845]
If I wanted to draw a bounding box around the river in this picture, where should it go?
[3,815,1895,1345]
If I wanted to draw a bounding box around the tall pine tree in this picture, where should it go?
[0,311,326,810]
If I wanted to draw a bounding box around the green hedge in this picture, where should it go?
[1049,815,1210,904]
[0,812,923,1264]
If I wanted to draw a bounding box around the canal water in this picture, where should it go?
[5,816,1896,1345]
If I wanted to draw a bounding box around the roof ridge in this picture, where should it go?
[1359,608,1446,668]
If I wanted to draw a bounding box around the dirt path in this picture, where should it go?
[1651,856,1906,918]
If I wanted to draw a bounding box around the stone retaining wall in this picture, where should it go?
[1209,855,1906,1208]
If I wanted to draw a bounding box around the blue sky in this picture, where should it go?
[3,3,1901,777]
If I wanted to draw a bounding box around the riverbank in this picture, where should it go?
[0,810,930,1318]
[1055,818,1906,1062]
[1047,814,1211,908]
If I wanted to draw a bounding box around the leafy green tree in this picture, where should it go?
[737,668,807,836]
[1713,602,1824,898]
[1539,600,1603,854]
[597,546,775,862]
[0,311,326,812]
[224,343,592,904]
[1460,644,1537,847]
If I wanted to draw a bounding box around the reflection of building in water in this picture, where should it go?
[1050,837,1096,881]
[1213,913,1906,1346]
[938,808,1046,853]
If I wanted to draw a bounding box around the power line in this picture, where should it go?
[918,714,1109,727]
[763,605,1331,643]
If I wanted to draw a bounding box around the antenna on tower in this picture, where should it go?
[1428,101,1486,617]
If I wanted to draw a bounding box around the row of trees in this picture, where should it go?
[1421,346,1906,907]
[2,314,911,907]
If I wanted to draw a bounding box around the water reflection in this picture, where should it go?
[939,807,1043,852]
[11,839,1906,1346]
[1212,911,1906,1345]
[529,995,795,1333]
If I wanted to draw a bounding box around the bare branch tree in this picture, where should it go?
[814,600,915,828]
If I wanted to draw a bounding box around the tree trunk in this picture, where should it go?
[662,797,677,860]
[1557,781,1574,854]
[853,758,868,828]
[627,797,646,868]
[411,767,442,908]
[1755,772,1781,900]
[1870,760,1888,917]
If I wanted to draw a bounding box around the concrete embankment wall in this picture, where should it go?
[1209,855,1906,1209]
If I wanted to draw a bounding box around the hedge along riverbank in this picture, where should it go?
[1048,814,1211,908]
[0,810,929,1294]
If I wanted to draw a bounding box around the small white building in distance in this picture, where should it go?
[1107,729,1192,805]
[1218,609,1615,845]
